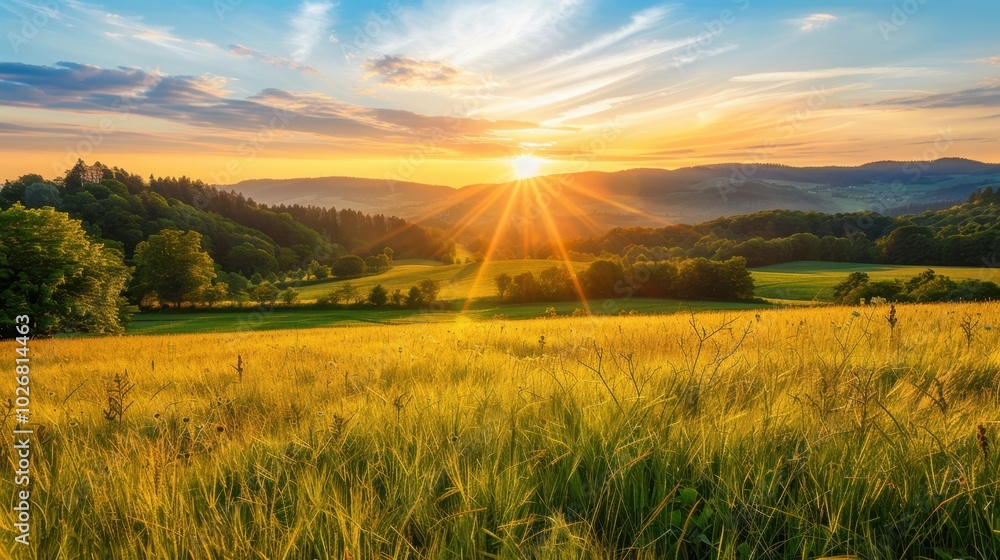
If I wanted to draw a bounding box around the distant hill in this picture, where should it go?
[218,159,1000,250]
[0,161,455,281]
[221,176,454,215]
[562,188,1000,269]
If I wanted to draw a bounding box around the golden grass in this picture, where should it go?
[3,302,999,558]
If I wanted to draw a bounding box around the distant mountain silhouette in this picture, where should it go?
[219,159,1000,239]
[222,176,455,215]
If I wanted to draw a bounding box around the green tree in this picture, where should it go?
[226,242,278,277]
[908,276,956,302]
[849,280,905,304]
[368,284,389,306]
[336,283,361,304]
[511,272,540,302]
[438,241,457,264]
[308,260,331,280]
[0,204,131,335]
[833,272,870,302]
[635,261,678,298]
[316,289,342,305]
[203,283,229,307]
[674,257,754,301]
[495,273,512,301]
[405,285,424,308]
[720,257,755,300]
[216,271,249,296]
[389,288,404,306]
[332,255,367,277]
[880,226,937,264]
[582,259,626,299]
[905,269,937,292]
[133,229,216,307]
[418,279,441,303]
[23,182,61,209]
[277,247,299,271]
[278,289,299,304]
[251,281,279,304]
[366,253,390,273]
[0,174,45,208]
[538,266,574,300]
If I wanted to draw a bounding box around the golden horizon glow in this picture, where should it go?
[0,2,996,187]
[510,155,547,181]
[435,174,674,315]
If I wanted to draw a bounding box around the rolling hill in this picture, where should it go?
[219,159,1000,243]
[293,259,590,302]
[219,176,455,216]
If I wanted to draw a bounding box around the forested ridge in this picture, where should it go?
[562,187,1000,267]
[0,160,453,279]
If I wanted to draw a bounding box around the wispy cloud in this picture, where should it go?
[58,1,218,57]
[540,5,671,69]
[980,55,1000,65]
[0,61,539,147]
[229,44,320,75]
[289,1,335,61]
[544,83,690,126]
[472,5,712,123]
[371,0,584,67]
[74,5,216,54]
[0,61,158,101]
[732,66,940,83]
[878,79,1000,108]
[362,56,470,88]
[795,13,837,32]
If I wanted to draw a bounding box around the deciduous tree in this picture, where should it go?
[0,204,131,335]
[133,229,216,307]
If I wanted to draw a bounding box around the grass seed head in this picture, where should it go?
[978,424,989,459]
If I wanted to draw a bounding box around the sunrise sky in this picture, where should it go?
[1,0,998,187]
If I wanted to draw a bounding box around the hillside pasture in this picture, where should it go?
[294,260,590,302]
[751,261,1000,301]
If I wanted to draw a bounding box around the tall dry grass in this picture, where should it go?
[2,302,999,558]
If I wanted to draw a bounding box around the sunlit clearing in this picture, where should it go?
[461,175,590,315]
[510,155,546,180]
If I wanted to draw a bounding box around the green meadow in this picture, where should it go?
[751,261,999,301]
[120,260,1000,335]
[125,298,770,335]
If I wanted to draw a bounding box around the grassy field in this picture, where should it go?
[6,302,999,558]
[125,298,769,335]
[751,261,1000,301]
[294,260,589,301]
[120,260,1000,335]
[301,260,1000,305]
[127,307,449,335]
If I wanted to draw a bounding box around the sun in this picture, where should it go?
[510,154,546,180]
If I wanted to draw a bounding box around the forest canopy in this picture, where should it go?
[560,188,1000,268]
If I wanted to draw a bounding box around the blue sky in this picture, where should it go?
[1,0,998,185]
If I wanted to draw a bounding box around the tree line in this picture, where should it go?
[833,269,1000,305]
[314,279,442,309]
[0,200,419,335]
[559,189,1000,268]
[0,156,454,335]
[0,160,453,279]
[494,257,756,304]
